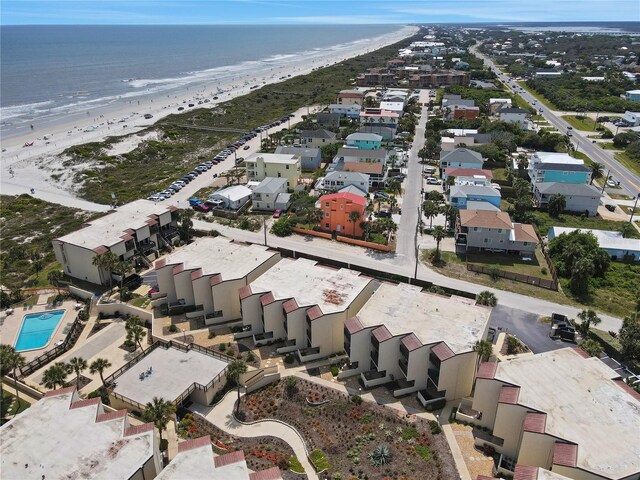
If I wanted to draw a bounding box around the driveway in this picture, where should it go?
[488,305,567,354]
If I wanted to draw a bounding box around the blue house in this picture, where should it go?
[440,148,484,170]
[449,185,501,210]
[530,163,591,185]
[548,227,640,261]
[345,133,383,150]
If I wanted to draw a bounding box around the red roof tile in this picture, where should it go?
[93,245,109,255]
[432,342,455,361]
[214,450,246,467]
[512,223,538,244]
[553,443,578,468]
[172,264,184,275]
[523,412,546,433]
[401,333,423,352]
[43,386,76,397]
[166,205,178,212]
[124,422,155,437]
[96,409,128,423]
[177,436,211,453]
[239,285,253,299]
[572,346,591,359]
[514,465,539,480]
[146,218,158,226]
[120,233,134,242]
[343,162,384,175]
[307,305,323,321]
[283,299,300,314]
[207,273,222,286]
[614,378,640,402]
[498,386,520,404]
[372,325,392,342]
[190,268,203,281]
[260,292,275,306]
[319,192,367,206]
[249,467,283,480]
[70,397,101,410]
[155,258,167,269]
[344,316,365,334]
[476,362,498,380]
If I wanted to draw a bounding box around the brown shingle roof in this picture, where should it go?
[372,325,392,342]
[249,466,283,480]
[459,210,512,229]
[553,443,578,468]
[498,386,520,404]
[432,342,455,361]
[476,361,498,379]
[214,450,246,467]
[514,465,539,480]
[343,162,384,175]
[177,435,211,453]
[401,333,423,352]
[523,412,547,433]
[344,316,365,334]
[512,223,538,243]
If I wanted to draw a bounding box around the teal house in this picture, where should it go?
[345,132,383,150]
[530,163,591,185]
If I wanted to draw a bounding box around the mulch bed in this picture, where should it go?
[238,378,459,480]
[67,374,92,390]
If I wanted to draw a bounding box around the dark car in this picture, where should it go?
[375,210,392,218]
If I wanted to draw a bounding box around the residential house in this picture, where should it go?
[316,171,370,194]
[623,89,640,102]
[382,90,409,104]
[316,112,340,128]
[345,132,383,150]
[454,175,493,187]
[533,182,602,215]
[442,94,476,109]
[335,147,388,165]
[497,108,531,128]
[386,58,405,69]
[275,145,322,170]
[251,177,288,211]
[244,153,301,189]
[443,167,494,182]
[274,193,292,212]
[344,162,386,189]
[318,192,367,237]
[449,185,501,210]
[300,129,338,148]
[548,227,640,261]
[157,437,282,480]
[529,162,592,185]
[622,110,640,126]
[53,199,179,285]
[338,184,368,197]
[154,237,280,324]
[440,133,490,152]
[456,210,538,254]
[359,108,400,132]
[490,98,512,114]
[342,283,491,402]
[0,387,161,480]
[359,125,396,140]
[328,104,361,119]
[337,90,365,106]
[470,348,640,480]
[452,105,480,121]
[237,258,376,363]
[207,185,252,210]
[440,148,485,170]
[379,101,404,117]
[527,152,586,182]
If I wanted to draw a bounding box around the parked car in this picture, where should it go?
[192,202,209,212]
[606,179,616,188]
[375,210,392,218]
[273,209,283,218]
[374,191,390,200]
[243,145,250,150]
[425,177,441,185]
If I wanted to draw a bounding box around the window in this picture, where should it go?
[497,229,503,233]
[473,227,478,231]
[523,242,529,246]
[499,239,504,244]
[325,202,329,208]
[286,165,289,170]
[325,223,330,229]
[484,238,489,243]
[277,172,281,177]
[325,212,330,218]
[340,204,344,210]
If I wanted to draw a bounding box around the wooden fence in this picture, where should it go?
[466,264,558,290]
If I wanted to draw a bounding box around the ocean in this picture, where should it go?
[0,24,401,133]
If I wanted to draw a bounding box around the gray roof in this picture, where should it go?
[317,113,340,125]
[336,147,387,160]
[537,163,591,172]
[346,132,383,142]
[275,145,321,158]
[301,129,337,139]
[338,185,368,196]
[498,107,530,114]
[535,182,603,197]
[323,170,370,183]
[441,148,484,164]
[444,98,476,108]
[450,185,501,198]
[275,192,292,204]
[253,177,288,194]
[359,126,396,135]
[467,200,501,211]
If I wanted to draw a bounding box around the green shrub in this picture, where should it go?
[160,439,168,452]
[351,394,363,405]
[429,420,442,435]
[401,427,418,441]
[169,324,178,333]
[331,366,339,377]
[310,449,331,471]
[284,353,295,365]
[415,444,432,461]
[218,343,227,352]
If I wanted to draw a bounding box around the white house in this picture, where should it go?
[497,107,530,128]
[207,185,252,210]
[316,171,370,194]
[622,111,640,126]
[251,177,288,211]
[328,104,361,118]
[379,101,404,117]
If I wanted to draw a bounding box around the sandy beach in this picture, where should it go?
[0,26,418,211]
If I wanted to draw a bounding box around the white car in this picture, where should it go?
[425,177,441,185]
[606,179,616,188]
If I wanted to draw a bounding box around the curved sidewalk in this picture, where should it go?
[189,391,317,480]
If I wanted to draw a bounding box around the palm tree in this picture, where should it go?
[68,357,88,387]
[473,340,493,388]
[47,269,64,294]
[385,179,401,197]
[441,204,457,230]
[576,309,602,338]
[226,359,248,413]
[423,201,440,228]
[620,222,635,239]
[590,162,604,185]
[431,225,446,256]
[142,397,175,450]
[125,316,146,352]
[548,193,566,218]
[90,358,112,387]
[348,210,362,237]
[42,363,70,390]
[112,260,131,293]
[92,251,119,292]
[2,347,25,403]
[476,290,498,307]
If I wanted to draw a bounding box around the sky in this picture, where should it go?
[2,0,639,25]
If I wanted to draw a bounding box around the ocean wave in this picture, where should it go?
[0,100,54,120]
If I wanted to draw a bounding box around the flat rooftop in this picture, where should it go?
[494,348,640,479]
[355,283,490,353]
[57,199,175,249]
[157,238,278,281]
[0,389,155,479]
[113,346,227,405]
[245,153,299,165]
[248,258,373,315]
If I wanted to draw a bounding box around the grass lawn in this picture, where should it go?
[614,152,640,177]
[289,456,305,474]
[309,449,331,472]
[517,81,558,110]
[26,261,63,289]
[492,168,507,181]
[599,142,621,151]
[461,248,550,278]
[570,151,594,166]
[1,390,31,424]
[532,210,640,239]
[608,192,634,200]
[130,296,150,308]
[561,115,597,132]
[620,205,640,215]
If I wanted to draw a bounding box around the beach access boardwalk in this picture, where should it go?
[189,390,319,480]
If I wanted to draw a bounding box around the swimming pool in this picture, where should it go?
[14,310,66,352]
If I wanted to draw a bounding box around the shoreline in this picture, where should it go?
[0,25,418,210]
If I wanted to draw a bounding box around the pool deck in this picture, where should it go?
[0,299,78,361]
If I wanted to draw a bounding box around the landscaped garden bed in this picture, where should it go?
[237,378,458,480]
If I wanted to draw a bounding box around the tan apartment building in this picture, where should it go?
[53,199,179,285]
[408,70,470,88]
[154,237,281,325]
[337,89,365,106]
[470,348,640,480]
[342,283,491,403]
[244,153,301,190]
[237,258,377,363]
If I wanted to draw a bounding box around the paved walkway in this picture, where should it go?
[189,391,318,480]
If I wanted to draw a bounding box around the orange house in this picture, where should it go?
[319,192,367,238]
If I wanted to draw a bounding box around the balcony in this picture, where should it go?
[417,386,446,407]
[427,367,440,386]
[233,324,254,340]
[276,339,298,355]
[398,358,409,377]
[161,226,179,240]
[253,331,274,346]
[393,378,417,397]
[361,369,387,388]
[297,346,321,363]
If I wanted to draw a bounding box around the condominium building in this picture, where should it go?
[342,283,491,403]
[154,237,280,324]
[470,348,640,480]
[53,199,179,285]
[0,387,161,480]
[237,258,377,362]
[244,153,301,189]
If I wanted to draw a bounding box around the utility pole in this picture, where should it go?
[630,193,640,224]
[263,217,268,246]
[414,206,420,282]
[601,169,611,194]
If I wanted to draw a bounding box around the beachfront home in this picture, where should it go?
[328,104,361,119]
[335,147,388,164]
[154,237,280,324]
[207,185,252,210]
[236,258,376,362]
[379,101,404,117]
[319,192,367,237]
[0,387,161,480]
[157,437,282,480]
[359,108,400,132]
[547,227,640,261]
[359,125,396,140]
[356,68,396,87]
[300,129,338,148]
[53,199,179,286]
[442,94,476,109]
[528,152,588,183]
[449,185,501,210]
[408,70,470,88]
[450,105,480,121]
[337,90,365,106]
[497,108,530,128]
[622,110,640,126]
[244,153,301,189]
[382,90,409,104]
[456,210,538,254]
[251,177,288,211]
[316,112,340,128]
[342,283,491,402]
[440,148,484,170]
[345,132,383,150]
[470,348,640,480]
[532,182,602,215]
[315,171,370,194]
[274,145,321,170]
[443,167,494,183]
[343,162,386,189]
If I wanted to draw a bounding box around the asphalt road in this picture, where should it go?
[471,45,640,198]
